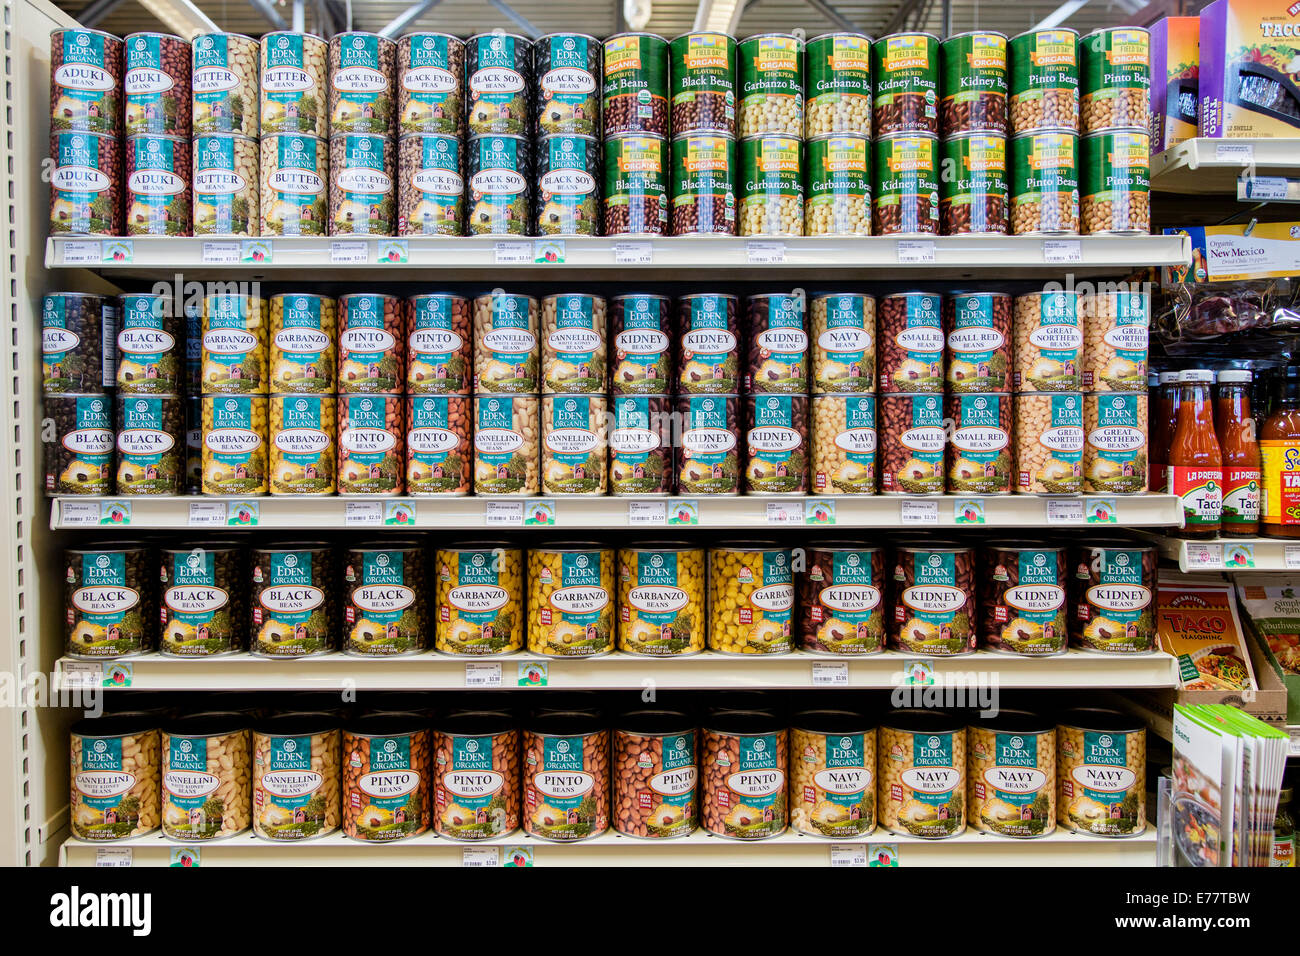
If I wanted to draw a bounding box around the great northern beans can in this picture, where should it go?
[873,132,939,235]
[739,133,804,236]
[251,542,336,657]
[940,31,1008,135]
[65,543,154,658]
[534,33,600,137]
[603,33,669,136]
[1008,28,1079,134]
[670,32,737,135]
[872,33,939,135]
[1010,129,1079,234]
[604,133,668,235]
[466,133,531,235]
[805,33,872,136]
[738,34,804,137]
[671,132,736,236]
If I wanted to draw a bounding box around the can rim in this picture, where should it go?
[875,31,941,44]
[1058,707,1145,734]
[807,31,873,44]
[670,30,737,43]
[536,32,600,44]
[604,31,669,43]
[331,30,398,44]
[124,31,188,44]
[397,30,464,43]
[52,26,122,41]
[943,29,1009,42]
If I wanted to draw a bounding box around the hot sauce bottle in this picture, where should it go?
[1149,369,1180,494]
[1261,366,1300,539]
[1214,369,1260,537]
[1168,369,1222,539]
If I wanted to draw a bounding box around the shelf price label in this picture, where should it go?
[897,240,935,263]
[900,499,939,525]
[1184,542,1224,570]
[61,240,102,265]
[1043,240,1082,263]
[766,500,804,524]
[201,241,240,264]
[1285,545,1300,570]
[746,240,786,263]
[628,500,667,526]
[1046,499,1085,524]
[613,241,653,264]
[811,661,849,687]
[494,241,531,264]
[462,847,500,866]
[188,501,228,526]
[1215,142,1254,163]
[485,501,524,526]
[344,501,383,526]
[95,848,133,867]
[60,500,106,527]
[330,240,369,264]
[465,662,502,688]
[830,844,869,867]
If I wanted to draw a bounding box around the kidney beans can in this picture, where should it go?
[341,720,431,841]
[338,394,404,496]
[610,395,673,496]
[805,133,871,236]
[542,395,607,495]
[1013,290,1081,389]
[982,544,1068,655]
[790,713,876,837]
[812,293,875,393]
[534,33,600,136]
[1071,541,1156,653]
[738,133,804,236]
[200,395,268,495]
[160,543,244,656]
[611,294,673,393]
[406,395,471,495]
[193,133,258,236]
[677,394,741,495]
[259,31,327,136]
[872,33,939,135]
[269,393,336,495]
[260,132,328,236]
[398,32,464,135]
[700,712,788,838]
[1014,392,1084,494]
[744,395,809,495]
[805,33,872,136]
[251,543,336,656]
[944,393,1013,496]
[1057,708,1145,836]
[398,132,464,236]
[115,394,185,495]
[670,32,737,135]
[946,292,1012,392]
[878,291,943,392]
[65,543,154,658]
[1083,392,1147,494]
[124,32,190,136]
[603,32,669,136]
[269,293,336,394]
[472,395,538,496]
[1008,29,1079,134]
[799,545,885,654]
[343,543,427,656]
[604,133,669,235]
[466,133,531,235]
[50,131,123,236]
[671,132,737,236]
[536,133,601,235]
[812,394,877,494]
[613,716,698,838]
[939,132,1008,235]
[407,293,470,393]
[737,34,804,137]
[746,291,808,393]
[466,32,531,135]
[678,292,739,393]
[890,544,976,655]
[1080,128,1150,235]
[191,33,259,136]
[1079,27,1150,133]
[338,293,402,393]
[873,132,939,235]
[968,711,1056,836]
[940,31,1008,135]
[46,394,114,495]
[44,292,111,394]
[51,28,124,134]
[434,714,520,839]
[879,393,945,493]
[1009,130,1079,235]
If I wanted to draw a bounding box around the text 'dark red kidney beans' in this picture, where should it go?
[940,31,1008,135]
[873,132,939,235]
[872,33,939,135]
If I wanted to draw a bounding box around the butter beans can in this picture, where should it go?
[201,395,268,495]
[528,544,615,657]
[406,395,472,495]
[790,713,876,837]
[472,394,539,496]
[192,33,259,136]
[617,544,705,656]
[812,293,875,393]
[193,133,259,236]
[1070,541,1156,653]
[1013,290,1081,390]
[798,545,884,654]
[270,293,336,393]
[542,293,607,394]
[542,394,608,495]
[407,293,471,393]
[435,544,524,655]
[889,543,976,655]
[343,543,428,656]
[1083,392,1147,494]
[611,293,673,393]
[944,393,1013,496]
[744,394,809,495]
[260,133,328,236]
[338,394,404,496]
[125,133,191,235]
[746,291,808,393]
[251,543,337,657]
[1014,392,1084,494]
[879,713,966,838]
[434,714,520,839]
[700,711,788,838]
[981,543,1068,655]
[678,292,739,393]
[523,712,610,841]
[610,394,673,496]
[968,712,1056,837]
[613,714,698,838]
[259,31,328,136]
[677,394,741,495]
[160,543,244,657]
[269,393,336,495]
[708,544,793,654]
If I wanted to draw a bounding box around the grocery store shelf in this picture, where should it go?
[44,234,1191,280]
[1151,138,1300,195]
[54,649,1179,691]
[48,493,1185,531]
[58,826,1158,867]
[1147,533,1300,573]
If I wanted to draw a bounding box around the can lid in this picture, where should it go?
[971,709,1053,737]
[254,715,338,737]
[706,709,784,736]
[1058,707,1144,734]
[345,714,428,737]
[1179,369,1216,383]
[882,708,965,735]
[1158,370,1180,384]
[1216,369,1252,383]
[164,713,247,737]
[72,716,156,738]
[617,709,693,736]
[438,710,515,737]
[792,709,870,735]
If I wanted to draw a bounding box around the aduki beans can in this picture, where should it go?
[1080,128,1150,235]
[44,292,111,394]
[617,544,705,655]
[542,292,606,394]
[45,394,114,495]
[338,394,404,496]
[744,394,809,495]
[944,393,1013,495]
[1080,288,1149,391]
[946,291,1012,392]
[1009,130,1079,235]
[671,132,737,236]
[269,393,336,495]
[879,393,945,493]
[1057,708,1145,836]
[398,132,464,236]
[981,543,1068,655]
[541,394,608,496]
[536,133,601,235]
[609,395,673,496]
[677,394,741,495]
[708,544,794,654]
[252,718,340,841]
[678,292,740,393]
[191,33,260,137]
[200,395,268,495]
[1070,541,1156,653]
[670,32,737,135]
[746,291,808,393]
[811,394,877,494]
[406,293,470,393]
[805,133,871,236]
[472,394,539,496]
[523,712,610,841]
[70,719,160,842]
[343,543,428,656]
[65,543,154,658]
[872,33,939,135]
[406,394,472,495]
[342,719,431,841]
[739,133,804,236]
[251,542,336,657]
[879,291,943,392]
[398,32,464,135]
[968,711,1057,837]
[467,133,531,235]
[466,32,531,135]
[260,132,328,236]
[1014,392,1084,494]
[805,33,872,136]
[940,132,1008,235]
[613,714,698,838]
[160,543,244,657]
[611,293,673,393]
[889,543,976,655]
[879,713,967,838]
[1008,28,1079,134]
[51,28,123,134]
[1083,392,1147,494]
[528,544,615,657]
[873,132,939,235]
[124,32,190,136]
[338,292,403,394]
[534,33,601,136]
[329,132,396,236]
[433,713,520,839]
[738,33,804,137]
[270,293,337,394]
[604,133,668,235]
[115,394,185,495]
[50,131,123,236]
[1013,290,1081,390]
[435,544,524,655]
[799,545,885,654]
[812,293,875,393]
[1079,27,1150,133]
[602,32,669,135]
[790,712,876,837]
[258,31,328,136]
[700,711,788,839]
[328,32,397,135]
[193,132,259,236]
[940,31,1008,134]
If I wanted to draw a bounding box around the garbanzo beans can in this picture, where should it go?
[700,710,788,839]
[613,712,698,838]
[269,293,337,394]
[528,544,615,657]
[269,393,336,495]
[1057,708,1145,836]
[433,712,520,840]
[708,544,794,654]
[968,711,1056,837]
[805,33,872,136]
[790,711,876,838]
[879,711,966,838]
[798,545,884,654]
[805,133,871,236]
[737,33,804,137]
[523,711,610,841]
[738,133,805,237]
[617,544,705,656]
[435,544,523,655]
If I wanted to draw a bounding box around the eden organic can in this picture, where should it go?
[193,133,259,236]
[746,291,808,393]
[466,32,531,136]
[541,394,608,495]
[260,132,328,236]
[252,718,340,840]
[433,714,520,838]
[609,395,673,496]
[340,720,430,841]
[945,292,1012,393]
[259,31,328,136]
[873,132,939,235]
[798,545,885,654]
[744,394,810,495]
[1070,541,1156,653]
[534,33,601,136]
[65,543,154,658]
[1057,709,1145,836]
[329,132,396,236]
[542,293,607,394]
[1012,290,1081,390]
[944,393,1013,496]
[1010,129,1079,235]
[616,545,705,656]
[435,544,524,655]
[115,394,185,496]
[114,293,178,394]
[889,543,976,655]
[678,293,740,394]
[811,293,875,393]
[50,131,123,236]
[328,32,397,135]
[872,33,939,135]
[805,33,872,136]
[398,32,465,135]
[1083,392,1147,494]
[124,32,190,136]
[51,28,124,134]
[338,394,404,496]
[472,395,539,496]
[789,713,876,837]
[981,544,1068,655]
[670,32,737,135]
[343,543,428,656]
[473,291,539,393]
[406,293,471,393]
[535,133,601,236]
[737,33,804,137]
[603,32,669,136]
[708,544,794,654]
[611,293,673,394]
[406,394,471,495]
[700,711,788,837]
[251,542,337,656]
[939,132,1008,235]
[1008,28,1079,134]
[45,394,114,495]
[466,133,531,235]
[613,716,698,837]
[522,713,610,840]
[201,292,268,394]
[44,292,111,394]
[677,395,741,496]
[968,712,1057,836]
[160,543,245,656]
[398,132,464,236]
[1014,392,1084,494]
[338,293,403,394]
[811,394,877,494]
[738,133,804,236]
[805,133,871,236]
[878,393,946,494]
[1079,27,1150,133]
[191,33,259,136]
[603,133,668,235]
[940,31,1008,134]
[201,395,268,495]
[70,719,159,841]
[269,393,336,496]
[670,132,737,236]
[270,293,337,394]
[528,545,615,657]
[878,291,943,393]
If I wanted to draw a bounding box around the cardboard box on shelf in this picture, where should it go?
[1199,0,1300,138]
[1234,573,1300,725]
[1152,17,1201,150]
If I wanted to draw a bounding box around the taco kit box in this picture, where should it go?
[1199,0,1300,138]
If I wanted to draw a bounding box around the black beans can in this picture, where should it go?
[534,33,601,137]
[671,131,736,236]
[603,32,669,136]
[670,32,738,135]
[466,133,532,235]
[536,133,601,235]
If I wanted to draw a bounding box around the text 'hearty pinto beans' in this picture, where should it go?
[1080,129,1150,235]
[1008,28,1079,134]
[1009,130,1079,234]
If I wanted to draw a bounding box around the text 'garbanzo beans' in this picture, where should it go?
[709,544,793,654]
[528,545,614,656]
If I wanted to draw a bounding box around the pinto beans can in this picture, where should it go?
[1008,29,1079,134]
[406,395,471,495]
[406,293,470,393]
[609,395,673,496]
[613,716,698,838]
[338,394,404,496]
[341,721,430,842]
[889,544,976,655]
[798,545,885,654]
[434,714,520,839]
[523,714,610,841]
[1009,130,1080,235]
[1070,541,1156,653]
[611,294,673,393]
[338,293,403,394]
[700,713,787,839]
[744,394,809,495]
[981,544,1068,655]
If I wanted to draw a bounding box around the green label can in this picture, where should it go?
[739,134,804,237]
[1080,129,1149,235]
[670,32,737,134]
[671,132,736,236]
[603,32,669,136]
[1079,27,1150,132]
[805,133,870,236]
[940,132,1008,235]
[604,133,668,235]
[805,32,872,136]
[940,31,1008,134]
[1008,28,1079,133]
[873,132,939,235]
[872,33,939,135]
[1009,130,1079,234]
[270,393,337,495]
[738,33,804,137]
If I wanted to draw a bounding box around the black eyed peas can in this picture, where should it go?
[397,32,465,136]
[708,544,795,655]
[465,33,531,135]
[328,32,397,135]
[1080,128,1150,235]
[535,133,601,236]
[343,543,428,656]
[617,544,706,656]
[888,543,977,655]
[737,33,804,138]
[940,132,1008,235]
[329,133,397,236]
[805,133,871,237]
[940,31,1009,135]
[872,33,940,135]
[873,132,939,236]
[534,33,601,137]
[602,32,669,136]
[981,543,1068,655]
[610,395,673,496]
[398,132,465,237]
[798,545,885,654]
[466,133,531,236]
[671,132,737,237]
[738,133,804,237]
[611,294,673,394]
[1010,129,1080,235]
[805,33,872,136]
[789,712,876,837]
[1079,27,1150,133]
[677,394,741,496]
[743,394,810,496]
[604,133,668,235]
[1008,29,1079,134]
[669,32,738,135]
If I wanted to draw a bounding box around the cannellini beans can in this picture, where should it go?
[1014,392,1084,494]
[252,718,340,841]
[968,711,1056,837]
[542,394,608,495]
[879,712,966,838]
[472,394,539,496]
[434,713,520,840]
[542,293,607,394]
[523,712,610,841]
[70,719,161,841]
[1057,708,1145,836]
[617,543,705,655]
[613,712,698,838]
[161,716,251,841]
[708,544,794,654]
[790,712,876,837]
[700,711,788,839]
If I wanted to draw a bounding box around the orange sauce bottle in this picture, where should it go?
[1168,369,1222,539]
[1214,369,1260,537]
[1149,370,1180,494]
[1261,366,1300,539]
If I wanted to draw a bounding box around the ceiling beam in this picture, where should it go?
[76,0,125,28]
[803,0,859,31]
[487,0,541,38]
[378,0,442,38]
[728,0,756,34]
[249,0,288,30]
[1031,0,1091,31]
[292,0,305,32]
[136,0,220,39]
[882,0,922,34]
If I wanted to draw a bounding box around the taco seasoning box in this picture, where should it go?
[160,543,245,657]
[789,712,876,838]
[65,543,155,658]
[700,710,788,839]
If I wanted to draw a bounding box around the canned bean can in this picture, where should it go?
[1080,289,1149,390]
[472,395,539,496]
[968,712,1057,836]
[708,544,794,654]
[1014,392,1084,493]
[617,545,705,655]
[671,132,737,236]
[161,718,251,841]
[944,393,1013,495]
[609,395,672,496]
[201,292,267,394]
[981,545,1068,655]
[251,542,336,656]
[329,132,396,236]
[670,32,737,135]
[466,32,531,135]
[1071,542,1156,654]
[434,715,520,838]
[940,31,1009,134]
[270,293,337,394]
[611,294,673,393]
[1009,130,1079,235]
[269,393,336,495]
[946,292,1012,392]
[1057,709,1145,835]
[878,712,961,837]
[1013,290,1082,390]
[259,31,328,136]
[873,132,939,235]
[541,394,607,495]
[523,714,610,840]
[534,33,600,136]
[193,133,258,236]
[1079,27,1150,133]
[125,133,190,235]
[341,720,430,841]
[398,132,464,236]
[115,394,184,495]
[528,545,615,657]
[1009,29,1079,134]
[744,394,809,495]
[435,544,524,654]
[536,133,601,235]
[872,33,940,135]
[678,394,741,495]
[467,133,532,235]
[407,293,470,393]
[45,394,114,495]
[398,32,464,135]
[44,292,111,394]
[739,133,804,236]
[805,133,871,236]
[613,716,698,836]
[1083,392,1147,494]
[160,543,244,656]
[338,394,404,495]
[406,395,472,495]
[70,719,160,841]
[890,544,976,655]
[940,132,1008,235]
[474,291,539,392]
[1080,128,1150,235]
[541,293,606,393]
[878,291,943,392]
[343,543,427,656]
[746,291,808,393]
[51,28,124,134]
[603,32,669,136]
[124,32,190,136]
[812,394,877,494]
[879,393,945,493]
[65,543,154,658]
[738,33,804,137]
[252,719,340,840]
[806,33,872,136]
[812,293,875,393]
[191,33,260,136]
[798,545,884,653]
[678,292,740,393]
[700,712,788,837]
[50,131,123,236]
[338,292,403,393]
[201,394,269,495]
[328,32,397,135]
[790,714,876,836]
[604,132,668,235]
[185,396,201,493]
[260,132,328,236]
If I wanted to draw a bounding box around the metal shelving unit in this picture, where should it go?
[1151,137,1300,197]
[1149,533,1300,573]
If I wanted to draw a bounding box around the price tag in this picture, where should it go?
[60,660,101,689]
[60,500,103,527]
[900,499,939,524]
[1184,542,1224,570]
[1046,499,1085,524]
[1216,142,1254,163]
[613,241,653,264]
[1289,728,1300,757]
[1286,545,1300,570]
[494,241,532,264]
[1043,239,1082,263]
[746,240,786,263]
[485,501,524,526]
[465,662,502,688]
[61,240,102,264]
[330,240,369,264]
[1243,176,1290,200]
[830,844,868,867]
[462,847,500,867]
[1084,497,1117,523]
[628,500,667,525]
[201,241,240,264]
[766,500,804,524]
[95,848,133,867]
[897,239,935,263]
[345,501,383,526]
[811,661,849,687]
[188,501,228,527]
[953,499,985,524]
